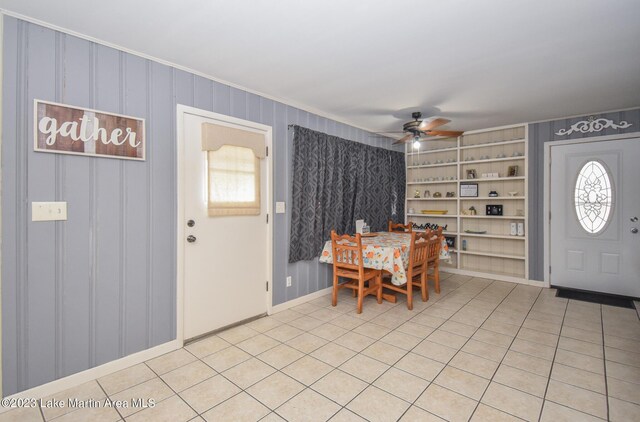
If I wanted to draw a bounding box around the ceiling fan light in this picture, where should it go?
[413,138,421,149]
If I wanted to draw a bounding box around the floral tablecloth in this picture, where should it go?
[319,232,450,286]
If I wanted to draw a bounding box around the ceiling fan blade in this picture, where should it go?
[393,134,413,144]
[419,117,451,131]
[424,130,464,138]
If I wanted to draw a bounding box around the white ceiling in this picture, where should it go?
[1,0,639,136]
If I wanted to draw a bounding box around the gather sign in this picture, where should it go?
[34,100,145,160]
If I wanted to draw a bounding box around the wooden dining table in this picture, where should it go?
[319,231,450,303]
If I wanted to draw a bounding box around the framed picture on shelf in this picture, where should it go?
[508,165,519,177]
[444,235,456,248]
[485,204,503,216]
[460,182,478,197]
[466,169,477,179]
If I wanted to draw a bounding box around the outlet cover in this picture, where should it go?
[276,202,286,213]
[286,276,292,287]
[32,202,67,221]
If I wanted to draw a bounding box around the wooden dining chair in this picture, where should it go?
[388,220,413,233]
[422,227,443,294]
[382,231,430,310]
[330,230,382,314]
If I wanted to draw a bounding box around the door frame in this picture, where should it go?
[176,104,273,345]
[543,131,640,288]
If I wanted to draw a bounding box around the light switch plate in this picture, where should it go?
[276,202,286,213]
[32,202,67,221]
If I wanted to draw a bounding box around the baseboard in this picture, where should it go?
[1,339,182,409]
[269,271,548,316]
[441,268,546,287]
[270,286,332,314]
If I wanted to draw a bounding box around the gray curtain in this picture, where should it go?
[288,126,405,263]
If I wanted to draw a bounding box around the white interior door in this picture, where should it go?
[182,111,270,340]
[550,137,640,297]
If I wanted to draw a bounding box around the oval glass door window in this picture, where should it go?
[574,160,613,234]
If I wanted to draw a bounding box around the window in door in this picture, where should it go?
[574,160,613,234]
[207,145,260,216]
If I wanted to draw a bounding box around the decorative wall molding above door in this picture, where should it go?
[555,115,632,136]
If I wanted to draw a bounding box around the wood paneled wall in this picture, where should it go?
[1,16,397,395]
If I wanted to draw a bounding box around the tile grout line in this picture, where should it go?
[95,380,126,421]
[459,285,545,420]
[396,281,511,419]
[38,277,638,422]
[387,278,526,420]
[269,277,464,419]
[174,282,460,420]
[242,290,442,420]
[533,295,569,422]
[247,274,469,421]
[600,304,610,421]
[335,275,479,420]
[140,358,204,420]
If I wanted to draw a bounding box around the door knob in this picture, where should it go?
[631,217,639,222]
[632,228,639,234]
[187,219,195,227]
[187,235,197,243]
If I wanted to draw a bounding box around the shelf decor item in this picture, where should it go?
[488,190,499,197]
[508,165,519,177]
[444,236,456,248]
[466,169,477,179]
[486,205,503,216]
[464,229,487,234]
[412,223,448,231]
[460,183,478,197]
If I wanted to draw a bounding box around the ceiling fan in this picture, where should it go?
[393,112,464,145]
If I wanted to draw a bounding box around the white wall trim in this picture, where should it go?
[269,270,546,313]
[271,286,333,314]
[176,105,273,343]
[0,10,385,139]
[0,339,180,412]
[440,268,546,287]
[543,131,640,287]
[0,11,4,399]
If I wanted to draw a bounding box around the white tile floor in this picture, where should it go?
[2,273,640,421]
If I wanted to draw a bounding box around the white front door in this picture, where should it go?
[550,137,640,297]
[181,109,271,340]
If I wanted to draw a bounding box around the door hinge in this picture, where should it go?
[266,281,269,291]
[266,146,269,157]
[266,213,269,223]
[549,266,551,274]
[549,211,551,221]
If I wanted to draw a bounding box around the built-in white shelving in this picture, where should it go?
[407,214,458,218]
[459,139,525,150]
[405,124,528,281]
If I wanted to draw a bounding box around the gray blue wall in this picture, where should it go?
[528,108,640,281]
[1,16,396,395]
